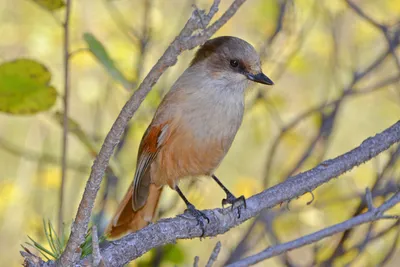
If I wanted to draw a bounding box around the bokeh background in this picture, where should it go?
[1,0,400,266]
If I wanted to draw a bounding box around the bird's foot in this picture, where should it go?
[222,193,246,218]
[184,203,210,237]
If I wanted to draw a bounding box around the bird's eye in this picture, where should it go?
[230,60,239,68]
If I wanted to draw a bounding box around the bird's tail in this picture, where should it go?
[105,183,163,239]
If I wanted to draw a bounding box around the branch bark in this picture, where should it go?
[206,241,222,267]
[227,190,400,267]
[74,120,399,266]
[57,0,247,266]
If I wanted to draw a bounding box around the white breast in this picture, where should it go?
[157,62,249,147]
[175,73,247,145]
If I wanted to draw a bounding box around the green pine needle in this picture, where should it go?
[24,219,105,261]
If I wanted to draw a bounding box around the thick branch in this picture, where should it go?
[76,120,400,266]
[227,191,400,267]
[58,1,247,266]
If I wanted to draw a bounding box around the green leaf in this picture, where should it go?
[31,0,65,11]
[83,33,132,90]
[0,59,57,115]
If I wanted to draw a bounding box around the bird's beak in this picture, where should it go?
[246,72,274,85]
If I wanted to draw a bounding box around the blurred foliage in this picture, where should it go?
[83,33,132,90]
[32,0,65,11]
[137,245,186,267]
[0,0,399,266]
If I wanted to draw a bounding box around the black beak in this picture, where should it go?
[246,72,274,85]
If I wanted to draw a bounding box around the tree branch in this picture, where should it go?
[57,0,247,265]
[91,226,102,266]
[227,190,400,267]
[59,0,72,236]
[206,241,222,267]
[73,120,399,266]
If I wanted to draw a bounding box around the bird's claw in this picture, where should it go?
[222,194,246,218]
[185,204,209,237]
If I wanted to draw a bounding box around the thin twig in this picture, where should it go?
[345,0,384,30]
[193,256,200,267]
[308,5,400,261]
[322,145,400,265]
[340,220,400,261]
[59,0,72,236]
[365,188,375,211]
[227,191,400,267]
[58,1,246,266]
[258,0,290,59]
[206,241,222,267]
[263,42,397,187]
[91,226,102,266]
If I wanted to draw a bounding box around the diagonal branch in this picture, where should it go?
[57,1,247,266]
[227,190,400,267]
[75,120,400,266]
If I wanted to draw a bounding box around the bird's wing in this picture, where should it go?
[132,122,170,210]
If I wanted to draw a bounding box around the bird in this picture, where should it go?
[105,36,273,238]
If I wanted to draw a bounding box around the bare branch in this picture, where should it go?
[59,0,72,236]
[345,0,383,30]
[71,120,399,266]
[57,1,247,266]
[322,144,400,264]
[91,226,102,266]
[227,191,400,267]
[193,256,199,267]
[345,0,400,77]
[263,43,397,187]
[206,241,222,267]
[365,188,375,211]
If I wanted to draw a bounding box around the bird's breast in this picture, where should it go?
[180,89,245,142]
[150,86,245,188]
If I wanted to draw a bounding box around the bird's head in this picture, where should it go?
[190,36,273,87]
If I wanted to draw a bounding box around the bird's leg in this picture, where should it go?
[211,174,246,218]
[175,186,209,236]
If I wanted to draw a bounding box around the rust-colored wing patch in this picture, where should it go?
[132,123,170,210]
